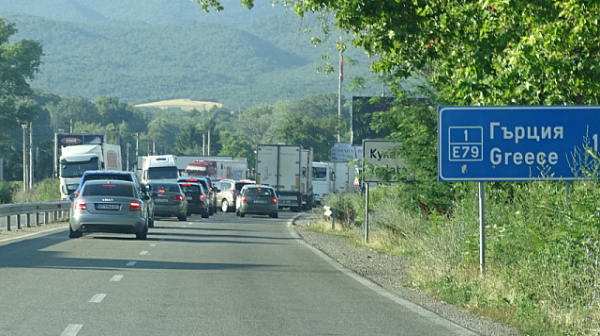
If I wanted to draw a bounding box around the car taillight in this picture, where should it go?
[199,194,205,201]
[74,200,86,210]
[241,195,247,203]
[172,195,184,201]
[271,197,278,204]
[129,202,142,211]
[74,190,80,197]
[229,190,235,195]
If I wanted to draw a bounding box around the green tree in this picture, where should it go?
[173,124,204,156]
[45,96,101,131]
[0,17,43,180]
[218,131,255,168]
[234,104,273,146]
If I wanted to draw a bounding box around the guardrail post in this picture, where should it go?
[6,215,11,231]
[26,213,31,228]
[44,212,49,224]
[16,214,22,230]
[35,212,39,226]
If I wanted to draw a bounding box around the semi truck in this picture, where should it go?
[137,155,179,183]
[59,143,122,200]
[184,158,248,180]
[256,144,314,212]
[312,161,335,204]
[300,148,315,210]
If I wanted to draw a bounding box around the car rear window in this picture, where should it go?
[84,174,132,182]
[180,184,201,193]
[150,184,181,193]
[82,184,134,197]
[235,182,253,191]
[245,188,274,196]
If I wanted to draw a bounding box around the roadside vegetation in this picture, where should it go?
[318,179,600,336]
[0,178,60,204]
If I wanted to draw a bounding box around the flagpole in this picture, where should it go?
[337,39,343,143]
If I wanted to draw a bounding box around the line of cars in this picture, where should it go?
[68,171,282,240]
[68,171,222,239]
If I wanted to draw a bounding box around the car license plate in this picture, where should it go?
[254,200,267,204]
[154,198,169,203]
[186,196,192,200]
[96,203,120,210]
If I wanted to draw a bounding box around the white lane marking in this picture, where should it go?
[0,225,68,243]
[110,275,124,282]
[89,294,106,303]
[286,217,480,336]
[61,324,82,336]
[126,261,137,267]
[150,244,156,247]
[140,251,149,255]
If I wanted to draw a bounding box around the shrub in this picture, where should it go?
[323,192,362,230]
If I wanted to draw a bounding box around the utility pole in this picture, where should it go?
[337,37,344,143]
[21,124,28,191]
[29,122,34,189]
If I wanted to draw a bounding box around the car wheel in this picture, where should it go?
[270,212,278,218]
[136,230,147,240]
[148,217,154,228]
[240,212,245,218]
[221,199,230,212]
[178,213,187,221]
[201,209,209,218]
[235,209,240,216]
[69,225,82,238]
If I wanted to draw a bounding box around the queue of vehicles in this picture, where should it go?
[63,140,361,239]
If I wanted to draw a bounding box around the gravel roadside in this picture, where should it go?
[292,213,521,336]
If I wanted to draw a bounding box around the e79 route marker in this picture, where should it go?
[438,105,600,182]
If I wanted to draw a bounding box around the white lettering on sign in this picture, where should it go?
[490,123,564,143]
[489,148,559,166]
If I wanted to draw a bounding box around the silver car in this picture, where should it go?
[69,180,149,239]
[236,185,278,218]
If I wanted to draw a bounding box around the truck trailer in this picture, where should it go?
[59,144,122,200]
[255,144,304,212]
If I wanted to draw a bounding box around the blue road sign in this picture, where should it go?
[438,106,600,182]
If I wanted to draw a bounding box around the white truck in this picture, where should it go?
[256,145,305,212]
[59,144,122,200]
[312,161,335,204]
[138,155,179,183]
[183,158,248,180]
[300,148,315,210]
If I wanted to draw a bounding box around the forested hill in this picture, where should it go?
[0,0,286,26]
[1,1,382,108]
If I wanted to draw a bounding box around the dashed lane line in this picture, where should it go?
[61,324,82,336]
[89,294,106,303]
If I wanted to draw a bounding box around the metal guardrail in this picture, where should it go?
[0,201,71,231]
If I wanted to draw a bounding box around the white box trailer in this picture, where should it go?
[256,144,303,212]
[59,143,122,200]
[300,148,315,210]
[333,161,361,193]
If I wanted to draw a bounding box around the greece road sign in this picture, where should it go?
[363,139,404,183]
[438,105,600,182]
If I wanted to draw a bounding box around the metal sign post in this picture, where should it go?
[362,139,403,244]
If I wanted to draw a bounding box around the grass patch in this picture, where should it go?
[307,181,600,336]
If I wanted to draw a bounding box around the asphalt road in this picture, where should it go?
[0,211,479,336]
